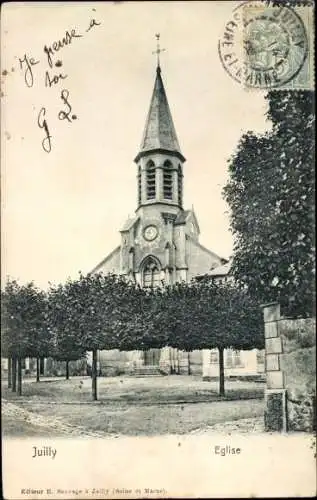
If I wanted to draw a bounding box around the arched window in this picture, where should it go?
[146,160,156,200]
[163,160,173,200]
[142,256,161,288]
[178,164,183,206]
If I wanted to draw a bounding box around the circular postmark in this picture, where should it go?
[218,1,308,88]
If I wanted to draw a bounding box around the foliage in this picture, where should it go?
[2,272,264,397]
[47,281,86,362]
[116,285,168,351]
[141,279,264,353]
[223,90,315,317]
[1,279,51,359]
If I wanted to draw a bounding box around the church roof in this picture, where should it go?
[174,210,190,224]
[188,236,225,262]
[207,261,231,276]
[134,67,185,163]
[195,259,231,281]
[120,215,139,232]
[174,209,200,233]
[90,245,121,274]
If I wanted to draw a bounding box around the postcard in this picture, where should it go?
[1,1,316,499]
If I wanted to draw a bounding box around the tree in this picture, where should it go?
[158,282,202,374]
[116,284,169,353]
[81,273,138,400]
[159,279,264,396]
[47,282,87,380]
[223,90,315,318]
[54,272,139,400]
[1,279,52,395]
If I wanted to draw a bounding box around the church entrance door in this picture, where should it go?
[144,348,161,366]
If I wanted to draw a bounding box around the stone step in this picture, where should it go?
[132,366,162,377]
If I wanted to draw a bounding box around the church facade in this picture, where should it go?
[93,63,225,287]
[91,61,264,378]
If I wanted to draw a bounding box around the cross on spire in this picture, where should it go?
[153,33,166,69]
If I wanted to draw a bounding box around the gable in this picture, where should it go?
[174,209,200,234]
[120,216,140,233]
[186,236,224,280]
[91,246,121,274]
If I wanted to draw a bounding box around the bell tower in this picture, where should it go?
[134,35,186,214]
[113,34,216,288]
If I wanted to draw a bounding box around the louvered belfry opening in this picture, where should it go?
[163,160,173,200]
[137,165,142,205]
[146,160,156,200]
[178,164,183,207]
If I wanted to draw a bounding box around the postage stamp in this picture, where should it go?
[218,0,314,90]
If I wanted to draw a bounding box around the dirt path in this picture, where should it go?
[2,400,106,438]
[190,417,264,434]
[2,399,264,437]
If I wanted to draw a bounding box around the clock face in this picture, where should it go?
[143,225,158,241]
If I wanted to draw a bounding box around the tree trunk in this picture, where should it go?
[218,347,225,396]
[40,357,45,375]
[36,357,40,382]
[8,357,12,389]
[188,351,191,375]
[66,360,69,380]
[92,349,98,401]
[17,357,23,396]
[12,357,17,392]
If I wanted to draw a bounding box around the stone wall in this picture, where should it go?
[95,347,264,378]
[95,350,133,376]
[0,357,88,377]
[45,358,88,377]
[263,303,316,432]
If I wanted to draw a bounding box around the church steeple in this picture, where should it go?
[135,36,185,210]
[134,65,185,163]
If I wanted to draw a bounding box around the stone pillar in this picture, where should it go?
[159,346,171,374]
[170,348,179,374]
[137,351,144,367]
[240,349,258,375]
[202,349,211,379]
[178,268,187,282]
[156,167,163,200]
[141,162,147,204]
[131,350,144,368]
[42,357,47,376]
[164,268,170,285]
[262,302,287,432]
[172,170,178,204]
[128,250,134,272]
[178,350,189,374]
[135,272,142,286]
[202,349,219,380]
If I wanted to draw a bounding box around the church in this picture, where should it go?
[91,48,264,378]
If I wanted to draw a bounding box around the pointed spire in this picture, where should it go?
[134,37,185,163]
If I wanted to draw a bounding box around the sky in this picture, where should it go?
[1,1,271,289]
